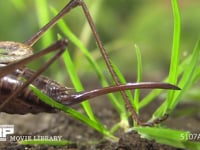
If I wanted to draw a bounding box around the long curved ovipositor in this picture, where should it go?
[61,82,180,105]
[0,68,180,114]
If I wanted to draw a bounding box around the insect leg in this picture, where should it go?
[0,39,68,110]
[21,0,147,125]
[20,0,179,125]
[0,40,67,78]
[77,1,145,125]
[25,0,83,46]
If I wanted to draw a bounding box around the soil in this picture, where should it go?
[0,96,199,150]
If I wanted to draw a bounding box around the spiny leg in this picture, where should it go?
[0,39,68,110]
[25,0,178,125]
[73,1,181,126]
[67,0,144,125]
[25,0,83,46]
[77,1,143,125]
[0,40,67,78]
[23,0,142,125]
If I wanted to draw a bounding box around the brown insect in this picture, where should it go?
[0,0,179,125]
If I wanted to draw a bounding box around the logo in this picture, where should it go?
[0,125,14,141]
[0,125,62,142]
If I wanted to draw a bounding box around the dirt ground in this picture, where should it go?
[0,95,199,150]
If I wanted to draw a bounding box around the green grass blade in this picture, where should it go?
[167,40,200,111]
[35,0,53,47]
[19,140,73,146]
[154,40,200,117]
[50,6,129,121]
[182,141,200,150]
[164,0,181,115]
[135,127,200,149]
[133,44,142,113]
[110,61,131,122]
[139,89,163,109]
[109,45,143,127]
[151,0,181,117]
[139,54,192,109]
[168,0,181,84]
[62,49,98,122]
[50,6,101,122]
[30,84,114,138]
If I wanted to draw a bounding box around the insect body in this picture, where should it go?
[0,42,179,114]
[0,61,179,114]
[0,1,179,126]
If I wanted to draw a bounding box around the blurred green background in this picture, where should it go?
[0,0,200,86]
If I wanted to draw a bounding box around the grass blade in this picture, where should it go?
[135,127,200,149]
[62,49,98,122]
[154,40,200,117]
[30,84,114,139]
[19,140,74,146]
[152,0,181,117]
[164,0,181,115]
[167,0,181,85]
[168,40,200,110]
[50,6,131,124]
[139,54,193,109]
[110,61,131,125]
[35,0,53,47]
[133,44,142,113]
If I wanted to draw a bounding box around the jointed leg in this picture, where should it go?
[0,39,68,110]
